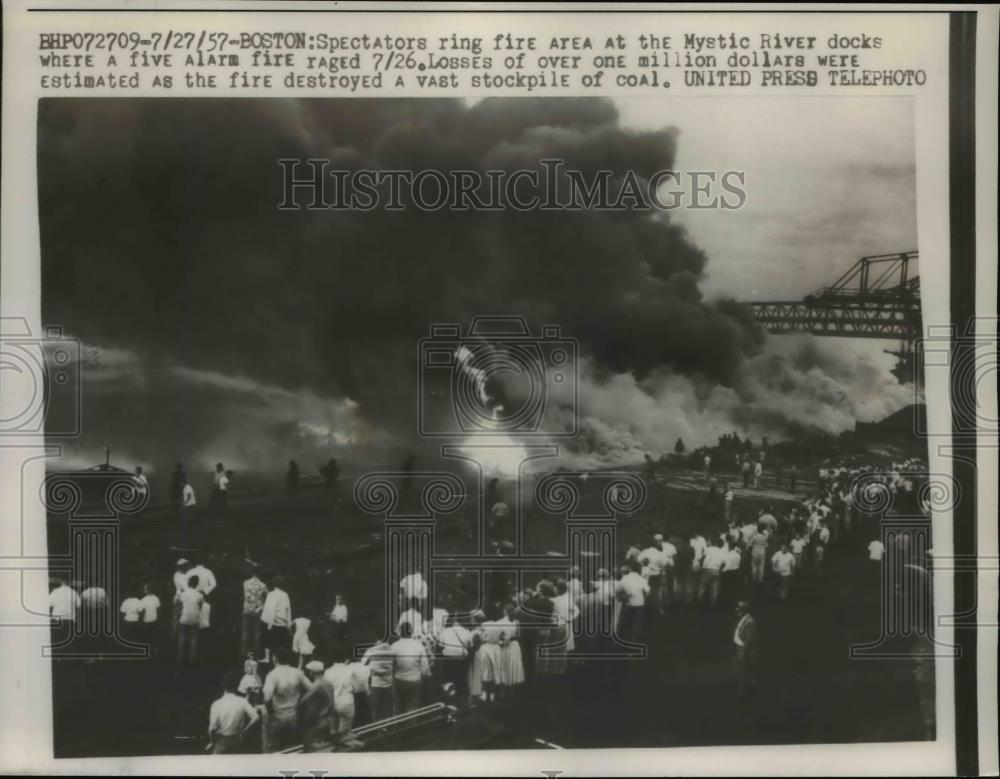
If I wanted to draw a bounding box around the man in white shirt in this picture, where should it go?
[391,621,430,714]
[208,670,260,753]
[137,583,161,649]
[868,538,885,564]
[436,614,471,694]
[173,559,190,596]
[722,544,742,605]
[593,568,617,606]
[260,576,292,662]
[723,485,735,522]
[616,561,650,642]
[362,639,397,722]
[638,538,667,613]
[771,544,796,600]
[187,561,216,597]
[180,478,196,544]
[48,578,80,623]
[790,534,807,571]
[176,578,204,664]
[120,595,143,623]
[699,541,727,607]
[171,559,190,638]
[262,647,313,752]
[212,462,229,515]
[661,536,678,603]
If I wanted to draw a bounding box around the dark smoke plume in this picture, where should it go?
[39,98,895,472]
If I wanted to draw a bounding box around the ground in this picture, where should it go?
[47,464,934,756]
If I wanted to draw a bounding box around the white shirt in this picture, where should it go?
[689,536,707,569]
[724,548,742,571]
[772,550,795,576]
[819,527,831,544]
[209,692,258,738]
[754,462,763,476]
[438,624,472,657]
[702,547,727,572]
[182,484,196,506]
[173,570,189,595]
[215,471,229,491]
[330,603,348,623]
[323,663,356,709]
[618,572,650,606]
[120,597,143,622]
[187,565,217,596]
[178,587,204,626]
[639,546,667,577]
[790,538,807,555]
[49,585,80,620]
[133,473,149,495]
[400,573,427,601]
[260,588,292,628]
[263,665,311,714]
[868,540,885,561]
[81,587,107,608]
[431,607,449,636]
[139,593,161,622]
[390,637,430,682]
[661,541,677,566]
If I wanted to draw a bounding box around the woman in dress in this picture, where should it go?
[477,609,503,703]
[496,602,525,697]
[291,609,316,669]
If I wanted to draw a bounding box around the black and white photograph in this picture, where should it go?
[0,3,996,776]
[36,94,937,755]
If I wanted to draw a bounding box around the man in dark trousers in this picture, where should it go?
[732,600,758,699]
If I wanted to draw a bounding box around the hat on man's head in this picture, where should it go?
[305,660,325,673]
[176,558,189,566]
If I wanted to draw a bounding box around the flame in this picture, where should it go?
[460,433,529,478]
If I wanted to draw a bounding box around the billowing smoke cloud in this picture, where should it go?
[38,98,907,471]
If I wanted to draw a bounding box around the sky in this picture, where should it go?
[613,96,917,302]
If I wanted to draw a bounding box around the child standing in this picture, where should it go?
[291,611,316,669]
[238,651,263,706]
